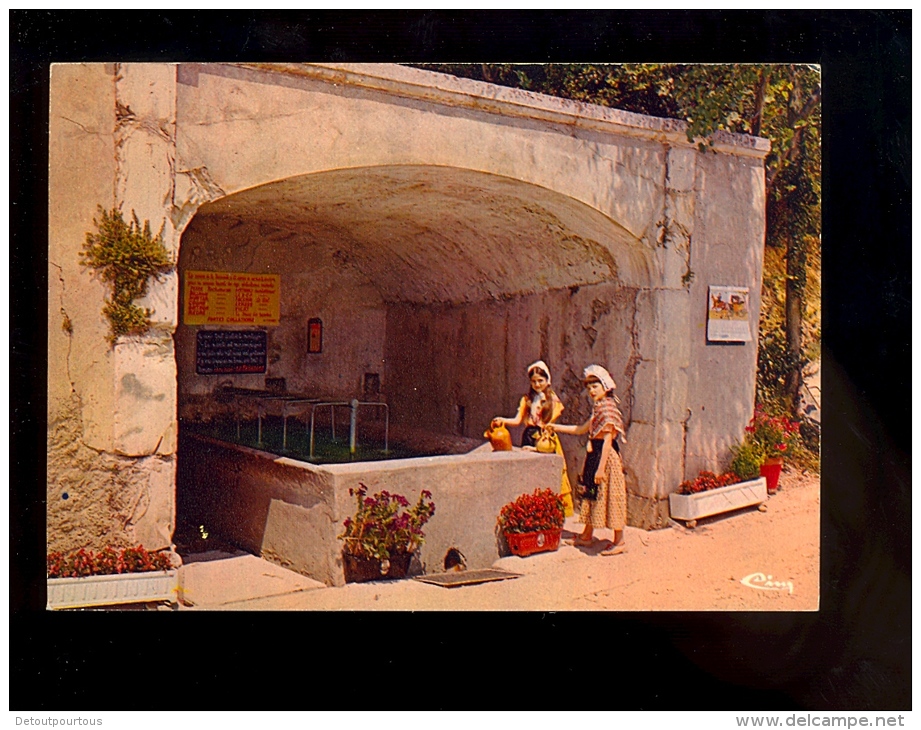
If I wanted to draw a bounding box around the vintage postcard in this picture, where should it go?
[44,61,821,612]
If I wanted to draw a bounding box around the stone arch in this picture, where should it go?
[182,164,653,299]
[175,163,652,431]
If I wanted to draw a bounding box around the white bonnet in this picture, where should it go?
[583,364,616,393]
[527,360,551,383]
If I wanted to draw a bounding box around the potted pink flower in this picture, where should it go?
[337,484,435,583]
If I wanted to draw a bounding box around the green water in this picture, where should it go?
[184,417,427,465]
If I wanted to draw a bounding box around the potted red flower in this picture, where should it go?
[669,470,768,528]
[743,406,802,493]
[46,545,178,609]
[676,470,743,495]
[498,488,565,557]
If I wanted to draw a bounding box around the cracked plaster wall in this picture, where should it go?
[684,151,765,477]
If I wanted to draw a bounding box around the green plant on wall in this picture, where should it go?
[81,206,173,344]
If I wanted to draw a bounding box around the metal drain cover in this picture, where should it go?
[413,569,522,588]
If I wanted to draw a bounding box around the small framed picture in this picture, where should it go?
[707,286,752,342]
[307,317,323,353]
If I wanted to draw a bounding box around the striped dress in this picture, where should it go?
[579,396,627,530]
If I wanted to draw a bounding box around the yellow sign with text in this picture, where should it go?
[183,270,280,325]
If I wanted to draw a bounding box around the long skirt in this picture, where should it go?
[557,438,574,517]
[579,448,626,530]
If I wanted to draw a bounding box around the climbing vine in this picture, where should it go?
[80,206,173,344]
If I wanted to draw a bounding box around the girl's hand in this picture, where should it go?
[492,418,504,427]
[594,468,605,485]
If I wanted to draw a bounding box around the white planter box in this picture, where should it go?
[47,570,178,610]
[669,477,767,526]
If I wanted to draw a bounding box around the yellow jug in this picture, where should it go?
[535,427,557,454]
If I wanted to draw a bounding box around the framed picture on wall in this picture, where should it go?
[307,317,323,353]
[706,285,752,342]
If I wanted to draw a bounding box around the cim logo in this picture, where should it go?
[741,572,794,594]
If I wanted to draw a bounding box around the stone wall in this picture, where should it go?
[684,151,765,478]
[48,63,178,554]
[384,282,639,491]
[175,213,387,420]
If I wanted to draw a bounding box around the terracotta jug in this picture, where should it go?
[484,419,513,451]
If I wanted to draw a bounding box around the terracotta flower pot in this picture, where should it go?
[342,551,413,584]
[760,457,784,494]
[504,528,562,557]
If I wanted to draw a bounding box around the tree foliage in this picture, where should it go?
[414,63,821,421]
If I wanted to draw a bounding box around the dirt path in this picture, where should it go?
[574,468,820,611]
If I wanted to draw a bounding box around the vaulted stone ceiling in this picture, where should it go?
[192,165,651,304]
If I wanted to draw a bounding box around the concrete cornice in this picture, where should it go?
[233,62,771,160]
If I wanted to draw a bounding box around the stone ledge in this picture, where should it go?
[216,62,771,159]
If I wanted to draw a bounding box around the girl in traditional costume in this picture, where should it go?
[493,360,574,516]
[550,365,627,555]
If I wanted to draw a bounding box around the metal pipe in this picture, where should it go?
[307,401,350,459]
[350,399,359,454]
[282,404,288,450]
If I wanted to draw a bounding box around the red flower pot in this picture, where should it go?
[760,457,784,494]
[504,528,562,557]
[342,551,413,583]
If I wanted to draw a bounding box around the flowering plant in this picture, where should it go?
[47,545,173,579]
[744,406,801,460]
[338,484,435,561]
[677,470,741,495]
[498,488,565,535]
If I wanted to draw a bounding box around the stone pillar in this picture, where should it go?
[48,63,181,554]
[623,146,697,529]
[48,63,117,454]
[684,149,766,478]
[110,63,180,549]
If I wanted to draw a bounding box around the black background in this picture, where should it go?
[11,11,911,710]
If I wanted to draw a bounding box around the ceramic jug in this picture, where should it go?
[535,427,557,454]
[484,419,513,451]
